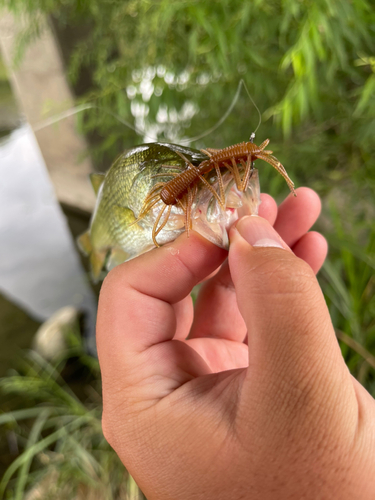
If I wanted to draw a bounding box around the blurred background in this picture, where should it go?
[0,1,374,498]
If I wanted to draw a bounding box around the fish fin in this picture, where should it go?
[107,247,130,270]
[77,230,92,256]
[113,205,143,229]
[90,173,106,195]
[77,230,107,282]
[90,249,108,283]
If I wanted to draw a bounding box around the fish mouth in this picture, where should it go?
[137,168,261,250]
[190,168,261,249]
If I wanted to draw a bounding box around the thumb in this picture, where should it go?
[228,215,354,408]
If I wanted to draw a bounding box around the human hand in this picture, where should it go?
[97,187,375,499]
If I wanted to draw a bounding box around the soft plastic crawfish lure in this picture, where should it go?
[78,138,295,281]
[137,133,295,246]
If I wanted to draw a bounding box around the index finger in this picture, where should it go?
[274,187,322,247]
[96,231,226,367]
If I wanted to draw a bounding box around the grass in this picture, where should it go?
[0,327,145,500]
[319,188,375,395]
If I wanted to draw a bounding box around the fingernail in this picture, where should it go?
[233,215,288,250]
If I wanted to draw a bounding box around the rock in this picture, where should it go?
[32,306,79,359]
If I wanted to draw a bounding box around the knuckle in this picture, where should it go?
[249,249,317,296]
[101,263,126,295]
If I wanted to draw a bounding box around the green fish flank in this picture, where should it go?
[78,143,209,282]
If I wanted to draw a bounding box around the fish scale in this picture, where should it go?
[78,139,295,282]
[77,143,208,282]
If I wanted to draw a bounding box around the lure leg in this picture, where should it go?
[258,139,270,151]
[154,204,172,239]
[255,153,296,195]
[230,158,243,190]
[185,186,194,238]
[152,203,168,247]
[213,162,226,207]
[137,182,169,220]
[150,172,180,180]
[239,154,254,191]
[137,195,162,220]
[196,173,226,210]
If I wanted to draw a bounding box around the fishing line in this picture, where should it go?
[241,79,262,136]
[180,79,262,144]
[178,80,244,144]
[30,79,262,143]
[32,102,139,134]
[32,103,93,132]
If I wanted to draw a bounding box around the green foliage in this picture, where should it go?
[0,0,374,493]
[1,0,374,188]
[0,332,144,500]
[319,188,375,394]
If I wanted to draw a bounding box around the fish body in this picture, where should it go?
[78,138,295,282]
[78,143,209,281]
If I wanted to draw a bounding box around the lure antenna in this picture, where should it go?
[31,79,263,144]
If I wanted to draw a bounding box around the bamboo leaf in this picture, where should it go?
[14,409,51,500]
[0,415,91,497]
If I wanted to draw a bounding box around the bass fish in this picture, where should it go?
[78,143,211,281]
[78,138,292,281]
